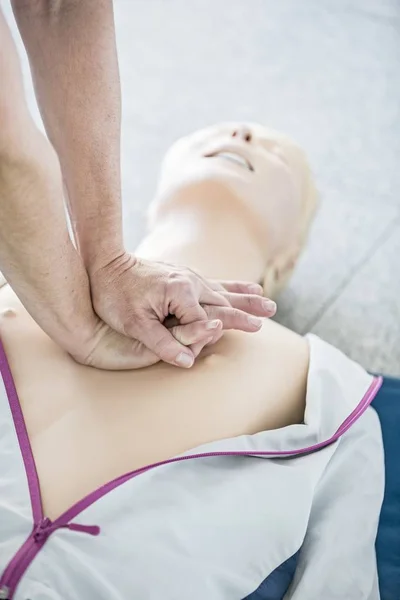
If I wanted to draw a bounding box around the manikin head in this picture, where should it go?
[154,123,317,248]
[143,122,318,296]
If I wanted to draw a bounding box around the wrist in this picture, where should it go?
[4,235,100,357]
[65,190,124,275]
[82,241,128,277]
[87,250,138,284]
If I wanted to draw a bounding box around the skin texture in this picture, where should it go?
[1,2,275,369]
[11,0,124,267]
[0,8,101,358]
[0,123,315,518]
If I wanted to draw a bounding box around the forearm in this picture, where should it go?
[0,6,98,353]
[12,0,123,270]
[0,135,99,354]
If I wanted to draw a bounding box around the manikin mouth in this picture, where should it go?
[205,151,254,171]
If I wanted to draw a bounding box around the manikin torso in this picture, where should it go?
[0,285,309,519]
[0,122,316,520]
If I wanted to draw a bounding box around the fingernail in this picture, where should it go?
[262,299,277,312]
[248,316,262,328]
[206,319,221,330]
[175,352,194,368]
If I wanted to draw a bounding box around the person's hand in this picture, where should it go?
[71,312,225,370]
[88,252,276,368]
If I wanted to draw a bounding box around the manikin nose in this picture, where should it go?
[232,126,252,143]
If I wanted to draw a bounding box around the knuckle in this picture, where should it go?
[180,323,203,345]
[210,280,224,292]
[167,273,193,294]
[182,322,197,338]
[246,294,260,311]
[171,325,186,345]
[181,278,195,295]
[121,314,140,337]
[231,308,245,323]
[203,305,218,320]
[152,335,177,359]
[167,270,181,281]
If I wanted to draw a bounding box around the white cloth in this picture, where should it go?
[0,335,384,600]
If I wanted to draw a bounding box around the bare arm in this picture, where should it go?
[10,0,275,368]
[0,8,98,356]
[12,0,123,270]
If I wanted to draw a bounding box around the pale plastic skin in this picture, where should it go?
[0,123,317,519]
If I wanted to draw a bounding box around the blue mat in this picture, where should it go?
[372,376,400,600]
[245,376,400,600]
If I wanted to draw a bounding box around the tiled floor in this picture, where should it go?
[3,0,400,375]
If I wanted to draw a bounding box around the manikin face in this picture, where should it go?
[153,122,317,255]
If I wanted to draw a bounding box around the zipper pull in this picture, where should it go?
[33,518,53,544]
[0,585,9,599]
[66,523,100,536]
[33,517,100,544]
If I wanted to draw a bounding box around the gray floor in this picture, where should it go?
[3,0,400,375]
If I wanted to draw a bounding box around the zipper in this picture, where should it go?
[0,518,100,599]
[0,338,101,598]
[0,338,383,598]
[0,340,43,524]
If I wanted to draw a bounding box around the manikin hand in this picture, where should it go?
[87,252,276,369]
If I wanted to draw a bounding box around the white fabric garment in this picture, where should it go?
[0,335,384,600]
